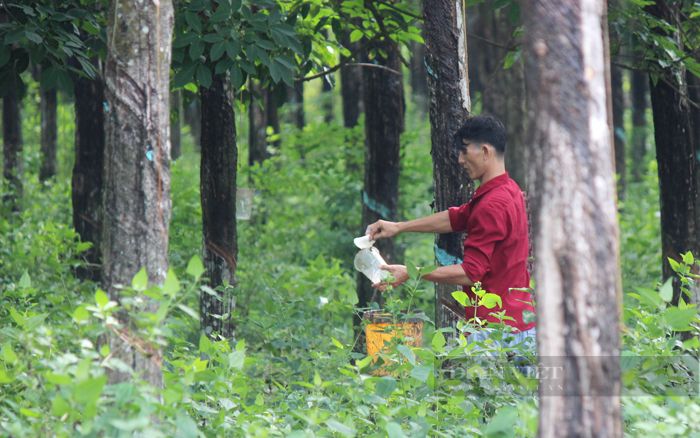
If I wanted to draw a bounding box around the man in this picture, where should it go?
[367,115,535,343]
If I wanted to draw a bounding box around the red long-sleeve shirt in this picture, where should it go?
[448,172,535,332]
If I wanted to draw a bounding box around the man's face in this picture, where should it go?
[457,140,486,180]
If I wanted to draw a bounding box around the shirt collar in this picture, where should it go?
[471,172,510,202]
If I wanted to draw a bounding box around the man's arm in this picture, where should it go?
[373,263,473,291]
[367,210,452,240]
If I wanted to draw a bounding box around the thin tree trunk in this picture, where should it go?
[39,85,58,182]
[630,69,648,182]
[171,90,182,160]
[611,65,626,198]
[524,1,622,436]
[480,3,528,189]
[647,2,698,306]
[184,97,201,151]
[2,87,22,212]
[423,0,473,330]
[200,75,237,339]
[409,40,428,111]
[321,76,334,123]
[290,82,305,129]
[248,81,269,166]
[266,87,280,148]
[354,39,404,350]
[102,0,173,386]
[339,31,363,128]
[72,68,104,282]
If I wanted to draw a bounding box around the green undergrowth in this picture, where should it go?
[0,91,698,436]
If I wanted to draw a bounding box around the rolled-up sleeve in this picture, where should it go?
[460,206,507,282]
[448,204,470,232]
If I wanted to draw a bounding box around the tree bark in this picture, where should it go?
[339,31,363,128]
[321,75,334,123]
[423,0,473,330]
[524,1,622,436]
[354,38,405,349]
[2,87,22,212]
[184,96,201,151]
[248,81,269,166]
[611,65,626,198]
[200,75,237,340]
[72,69,105,282]
[285,82,305,129]
[479,3,528,189]
[409,40,429,111]
[102,0,173,386]
[266,87,281,148]
[647,2,698,306]
[630,69,648,182]
[171,90,182,160]
[39,85,58,182]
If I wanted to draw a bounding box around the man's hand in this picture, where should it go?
[366,220,401,240]
[372,264,409,291]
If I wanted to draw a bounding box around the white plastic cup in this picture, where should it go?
[354,247,390,284]
[353,235,375,249]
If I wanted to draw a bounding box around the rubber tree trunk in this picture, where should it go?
[72,69,104,282]
[480,3,528,189]
[409,40,429,111]
[285,82,305,129]
[630,69,648,182]
[39,85,58,182]
[423,0,473,330]
[647,2,699,306]
[171,90,182,160]
[354,39,405,350]
[524,1,622,436]
[321,76,334,123]
[102,0,173,386]
[339,30,363,128]
[2,87,22,212]
[266,87,281,148]
[248,81,269,166]
[200,75,237,340]
[184,97,201,151]
[611,65,626,198]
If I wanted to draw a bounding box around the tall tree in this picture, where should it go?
[478,2,529,189]
[200,75,237,339]
[611,65,626,197]
[647,1,698,305]
[339,31,363,128]
[102,0,173,385]
[266,87,281,148]
[630,69,648,182]
[249,81,269,166]
[39,78,58,182]
[184,97,201,151]
[321,75,335,123]
[355,38,404,345]
[2,86,22,212]
[422,0,473,329]
[409,39,428,109]
[71,64,105,282]
[171,90,182,160]
[524,1,622,436]
[285,82,305,129]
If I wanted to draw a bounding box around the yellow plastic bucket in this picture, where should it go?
[363,310,424,375]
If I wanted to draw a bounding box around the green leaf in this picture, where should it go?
[189,41,205,61]
[45,372,72,385]
[452,291,469,306]
[177,304,199,320]
[483,406,517,437]
[0,369,12,384]
[210,41,226,61]
[480,293,502,309]
[410,365,432,382]
[350,29,364,43]
[230,66,244,89]
[2,344,18,364]
[163,268,181,297]
[664,306,697,331]
[396,344,416,365]
[73,305,90,323]
[185,11,202,33]
[375,376,397,398]
[668,257,681,272]
[681,252,695,265]
[174,414,199,438]
[659,278,674,303]
[18,271,31,289]
[25,31,42,44]
[331,337,344,349]
[95,289,109,308]
[51,395,70,417]
[131,267,148,291]
[173,62,197,88]
[186,255,205,279]
[326,419,356,437]
[228,350,245,370]
[431,331,446,351]
[202,33,223,43]
[20,408,41,418]
[386,422,407,438]
[226,40,241,58]
[74,376,107,404]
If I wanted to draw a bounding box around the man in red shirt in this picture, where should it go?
[368,115,535,338]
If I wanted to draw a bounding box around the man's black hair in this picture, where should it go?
[452,115,507,155]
